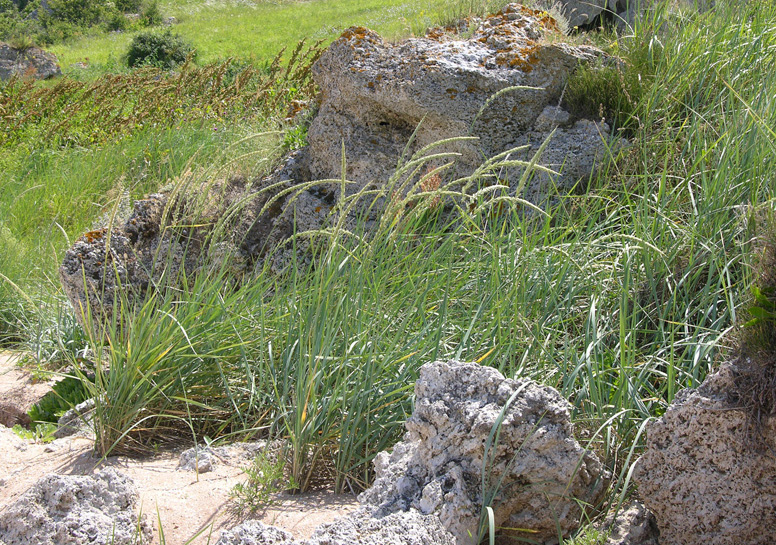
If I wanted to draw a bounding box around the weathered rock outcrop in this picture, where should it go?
[305,5,609,200]
[0,469,152,545]
[358,360,608,544]
[0,43,61,80]
[60,175,294,327]
[61,5,623,328]
[634,361,776,545]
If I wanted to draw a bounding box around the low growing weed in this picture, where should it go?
[229,450,298,516]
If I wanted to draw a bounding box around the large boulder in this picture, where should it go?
[359,360,608,544]
[60,5,624,328]
[0,468,152,545]
[305,4,608,201]
[551,0,652,29]
[0,43,61,80]
[633,361,776,545]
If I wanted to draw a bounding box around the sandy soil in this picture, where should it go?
[0,353,359,544]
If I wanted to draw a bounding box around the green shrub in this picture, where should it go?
[126,29,195,69]
[47,0,107,26]
[0,0,16,15]
[115,0,141,13]
[140,0,161,27]
[104,8,128,32]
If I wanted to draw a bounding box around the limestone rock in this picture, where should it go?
[633,362,776,545]
[360,360,608,545]
[305,506,455,545]
[307,5,604,200]
[0,468,152,545]
[0,43,60,81]
[601,501,659,545]
[215,520,297,545]
[178,446,219,473]
[59,175,295,328]
[54,398,95,438]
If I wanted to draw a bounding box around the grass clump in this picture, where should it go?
[126,28,194,69]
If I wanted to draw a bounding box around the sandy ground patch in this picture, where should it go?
[0,353,359,544]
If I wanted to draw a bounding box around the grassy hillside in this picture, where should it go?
[2,0,775,541]
[49,0,458,76]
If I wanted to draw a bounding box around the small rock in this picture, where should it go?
[0,468,152,545]
[0,42,61,81]
[178,446,218,473]
[602,501,659,545]
[55,398,96,438]
[216,521,297,545]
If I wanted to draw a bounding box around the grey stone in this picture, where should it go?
[54,398,95,438]
[0,42,60,81]
[216,520,297,545]
[633,362,776,545]
[552,0,616,28]
[59,175,295,328]
[304,506,455,545]
[602,501,659,545]
[0,468,152,545]
[178,446,219,473]
[360,360,608,545]
[307,5,604,202]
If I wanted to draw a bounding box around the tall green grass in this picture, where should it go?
[4,0,776,539]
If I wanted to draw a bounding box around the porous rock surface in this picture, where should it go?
[61,5,622,328]
[633,361,776,545]
[305,507,455,545]
[305,5,610,201]
[0,468,152,545]
[601,501,659,545]
[359,360,608,545]
[0,42,61,80]
[215,520,297,545]
[217,510,453,545]
[60,175,293,327]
